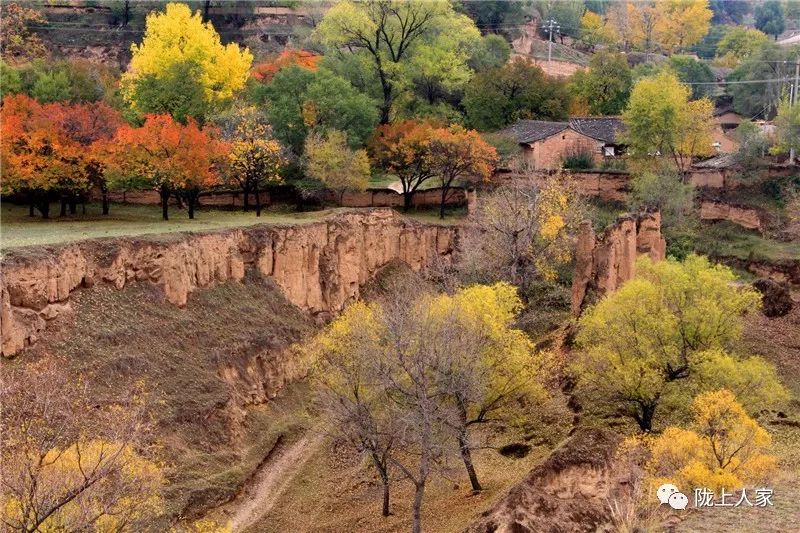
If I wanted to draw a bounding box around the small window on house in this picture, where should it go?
[603,146,615,157]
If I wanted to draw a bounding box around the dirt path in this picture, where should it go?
[226,433,322,532]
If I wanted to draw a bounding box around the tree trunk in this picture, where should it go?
[186,188,199,219]
[160,185,170,221]
[254,185,262,217]
[243,187,250,212]
[458,431,482,491]
[411,482,425,533]
[635,403,656,432]
[69,199,77,215]
[101,185,110,215]
[439,184,449,219]
[382,479,390,517]
[377,64,392,125]
[174,191,184,209]
[371,453,391,517]
[403,191,413,212]
[38,201,50,219]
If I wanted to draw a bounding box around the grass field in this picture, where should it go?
[0,202,339,249]
[0,202,466,249]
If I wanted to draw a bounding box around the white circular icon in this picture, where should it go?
[657,483,679,504]
[668,491,689,510]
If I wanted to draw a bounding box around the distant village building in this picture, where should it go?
[499,117,625,170]
[711,103,744,153]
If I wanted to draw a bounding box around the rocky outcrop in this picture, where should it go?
[700,201,762,231]
[753,279,794,317]
[1,210,458,357]
[571,212,666,315]
[464,428,641,533]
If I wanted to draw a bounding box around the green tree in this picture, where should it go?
[314,0,481,124]
[258,66,379,154]
[770,95,800,161]
[128,60,209,124]
[621,71,715,169]
[570,51,632,115]
[667,55,715,99]
[0,60,22,98]
[754,0,785,39]
[535,0,586,40]
[30,70,71,103]
[728,42,796,117]
[691,23,729,59]
[467,34,511,72]
[716,26,769,64]
[304,130,371,203]
[457,0,530,35]
[709,0,749,23]
[463,58,570,131]
[574,255,787,432]
[732,120,769,168]
[627,170,695,231]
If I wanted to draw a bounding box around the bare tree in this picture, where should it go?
[460,172,587,287]
[0,358,164,532]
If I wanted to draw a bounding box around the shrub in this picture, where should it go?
[561,146,595,170]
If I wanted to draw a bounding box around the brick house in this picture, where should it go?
[499,117,625,170]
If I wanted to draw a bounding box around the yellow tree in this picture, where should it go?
[423,283,547,491]
[304,129,371,204]
[647,390,777,492]
[574,255,787,432]
[221,106,286,216]
[0,358,165,532]
[654,0,713,52]
[626,1,661,54]
[622,71,715,171]
[579,11,618,50]
[122,3,252,113]
[462,173,586,285]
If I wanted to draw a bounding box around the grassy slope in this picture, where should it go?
[7,272,317,525]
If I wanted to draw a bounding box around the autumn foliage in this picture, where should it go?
[1,94,124,217]
[646,390,777,492]
[251,49,320,83]
[98,114,228,219]
[370,120,496,216]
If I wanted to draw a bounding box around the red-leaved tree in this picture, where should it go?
[98,114,227,220]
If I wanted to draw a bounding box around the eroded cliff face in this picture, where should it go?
[571,211,666,315]
[464,428,642,533]
[1,210,458,357]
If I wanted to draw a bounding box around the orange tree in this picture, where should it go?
[99,114,227,220]
[369,120,438,211]
[1,95,89,218]
[251,48,320,84]
[429,125,497,219]
[60,101,125,215]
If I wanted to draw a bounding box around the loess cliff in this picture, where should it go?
[1,209,458,357]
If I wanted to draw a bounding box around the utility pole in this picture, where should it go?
[541,18,560,65]
[790,57,799,165]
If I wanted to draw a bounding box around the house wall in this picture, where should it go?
[711,124,739,153]
[523,129,604,170]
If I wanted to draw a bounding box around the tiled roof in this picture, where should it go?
[568,117,623,143]
[500,117,624,144]
[499,120,569,144]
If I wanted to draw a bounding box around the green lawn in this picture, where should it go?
[694,221,800,262]
[0,202,466,249]
[0,202,341,249]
